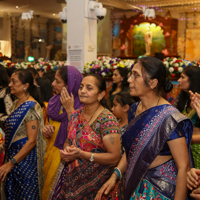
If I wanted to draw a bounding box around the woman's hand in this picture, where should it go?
[60,146,82,162]
[187,168,200,190]
[95,173,118,200]
[190,91,200,118]
[190,188,200,199]
[60,87,74,119]
[42,124,55,139]
[0,162,14,181]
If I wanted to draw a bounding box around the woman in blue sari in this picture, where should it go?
[0,69,45,199]
[95,56,194,200]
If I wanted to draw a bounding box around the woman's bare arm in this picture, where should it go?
[168,137,190,200]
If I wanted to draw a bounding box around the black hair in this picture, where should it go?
[6,67,16,78]
[85,74,111,110]
[37,68,44,72]
[13,69,43,107]
[57,66,68,85]
[176,65,200,112]
[26,67,39,78]
[114,91,135,107]
[112,67,129,92]
[135,56,173,94]
[0,65,9,87]
[35,77,53,103]
[44,70,56,83]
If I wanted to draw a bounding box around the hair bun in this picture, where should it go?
[163,78,173,93]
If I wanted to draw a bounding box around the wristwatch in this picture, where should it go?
[89,153,94,162]
[10,158,17,165]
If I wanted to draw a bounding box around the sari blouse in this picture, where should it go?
[68,107,120,156]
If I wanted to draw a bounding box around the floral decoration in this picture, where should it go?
[2,58,67,72]
[161,49,169,56]
[2,56,200,79]
[83,56,135,77]
[163,57,199,78]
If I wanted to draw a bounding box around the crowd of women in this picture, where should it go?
[0,56,200,200]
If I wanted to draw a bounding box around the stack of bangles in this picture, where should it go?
[113,167,122,180]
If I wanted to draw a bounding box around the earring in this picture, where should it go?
[24,88,26,92]
[121,79,123,81]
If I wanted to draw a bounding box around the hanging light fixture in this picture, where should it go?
[21,10,34,20]
[165,11,171,19]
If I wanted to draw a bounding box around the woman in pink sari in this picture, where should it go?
[49,74,124,200]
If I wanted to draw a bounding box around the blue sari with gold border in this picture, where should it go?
[122,102,194,200]
[3,101,44,200]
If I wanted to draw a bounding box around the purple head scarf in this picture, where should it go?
[47,65,83,149]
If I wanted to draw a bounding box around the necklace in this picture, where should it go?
[15,95,30,109]
[136,95,160,116]
[85,104,101,123]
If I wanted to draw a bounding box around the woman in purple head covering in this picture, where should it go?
[42,65,83,200]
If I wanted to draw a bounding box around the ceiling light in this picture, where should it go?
[53,13,55,16]
[16,6,18,9]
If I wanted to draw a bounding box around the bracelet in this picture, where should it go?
[114,167,122,180]
[10,158,17,165]
[113,171,119,179]
[89,153,94,162]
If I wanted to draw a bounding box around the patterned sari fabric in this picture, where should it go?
[0,128,5,177]
[43,102,48,126]
[48,108,124,200]
[119,124,127,156]
[122,103,194,200]
[42,117,62,200]
[182,109,200,169]
[3,101,45,200]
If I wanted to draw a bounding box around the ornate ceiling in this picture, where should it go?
[0,0,199,19]
[100,0,200,12]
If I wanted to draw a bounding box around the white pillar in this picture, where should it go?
[67,0,97,72]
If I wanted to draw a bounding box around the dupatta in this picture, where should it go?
[122,103,193,200]
[47,65,83,150]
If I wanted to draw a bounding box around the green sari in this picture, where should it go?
[182,109,200,169]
